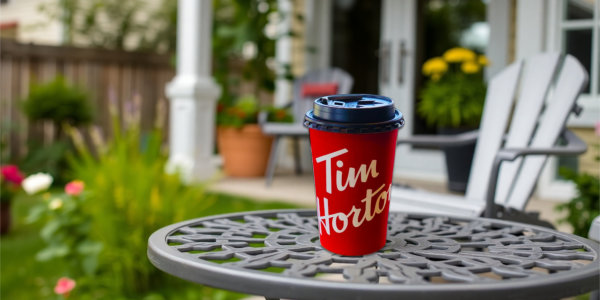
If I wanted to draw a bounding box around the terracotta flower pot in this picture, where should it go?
[1,202,11,235]
[217,124,273,177]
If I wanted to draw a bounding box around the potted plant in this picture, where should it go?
[417,47,488,192]
[216,95,292,177]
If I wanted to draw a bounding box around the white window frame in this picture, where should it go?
[538,0,599,201]
[547,0,599,127]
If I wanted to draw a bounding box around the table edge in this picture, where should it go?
[147,209,600,300]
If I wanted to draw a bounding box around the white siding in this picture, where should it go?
[0,0,63,45]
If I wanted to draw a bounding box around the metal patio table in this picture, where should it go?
[147,209,600,300]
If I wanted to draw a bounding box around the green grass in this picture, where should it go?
[1,191,304,299]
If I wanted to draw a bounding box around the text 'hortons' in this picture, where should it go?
[315,148,390,235]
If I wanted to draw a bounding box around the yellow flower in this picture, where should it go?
[422,57,448,77]
[443,47,476,63]
[461,61,481,74]
[49,198,63,210]
[478,55,490,66]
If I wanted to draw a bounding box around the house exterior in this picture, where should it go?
[2,0,598,201]
[0,0,63,44]
[290,0,599,201]
[0,0,162,50]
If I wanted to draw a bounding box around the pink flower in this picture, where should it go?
[54,277,76,296]
[65,180,84,196]
[1,165,24,185]
[595,121,600,137]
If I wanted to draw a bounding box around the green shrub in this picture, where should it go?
[21,76,93,183]
[26,182,102,278]
[556,168,600,237]
[22,76,93,128]
[67,115,215,296]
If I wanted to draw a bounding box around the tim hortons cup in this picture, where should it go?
[304,94,404,256]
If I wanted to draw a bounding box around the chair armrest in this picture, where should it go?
[261,123,307,136]
[396,130,479,147]
[493,130,587,161]
[484,129,587,218]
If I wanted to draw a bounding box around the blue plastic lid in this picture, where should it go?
[304,94,404,133]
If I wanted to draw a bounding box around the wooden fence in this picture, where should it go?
[0,39,175,161]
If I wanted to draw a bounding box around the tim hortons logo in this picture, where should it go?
[315,148,391,235]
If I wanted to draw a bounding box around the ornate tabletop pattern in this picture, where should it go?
[149,210,600,300]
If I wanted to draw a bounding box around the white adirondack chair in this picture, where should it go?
[389,53,589,227]
[260,68,354,186]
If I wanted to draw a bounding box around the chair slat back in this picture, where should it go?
[506,55,588,210]
[465,61,523,204]
[494,53,561,204]
[292,68,354,122]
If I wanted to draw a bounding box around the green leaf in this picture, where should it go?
[40,219,61,241]
[82,255,99,276]
[25,205,46,223]
[77,240,103,255]
[143,293,166,300]
[36,244,69,261]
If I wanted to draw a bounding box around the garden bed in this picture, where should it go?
[1,192,300,300]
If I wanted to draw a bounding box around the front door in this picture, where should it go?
[379,0,489,182]
[379,0,446,181]
[330,0,382,94]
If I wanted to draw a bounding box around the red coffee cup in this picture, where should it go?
[304,94,404,256]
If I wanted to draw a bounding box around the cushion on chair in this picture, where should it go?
[301,82,338,97]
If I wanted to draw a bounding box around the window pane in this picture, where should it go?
[565,0,594,20]
[564,28,592,93]
[557,156,579,181]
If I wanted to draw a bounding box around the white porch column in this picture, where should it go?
[166,0,221,182]
[485,0,512,79]
[304,0,332,71]
[275,0,293,106]
[515,0,548,60]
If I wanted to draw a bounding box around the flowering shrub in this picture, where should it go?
[64,180,84,196]
[264,105,295,123]
[217,95,292,128]
[22,172,53,195]
[27,179,102,278]
[0,165,24,203]
[54,277,76,298]
[418,47,489,128]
